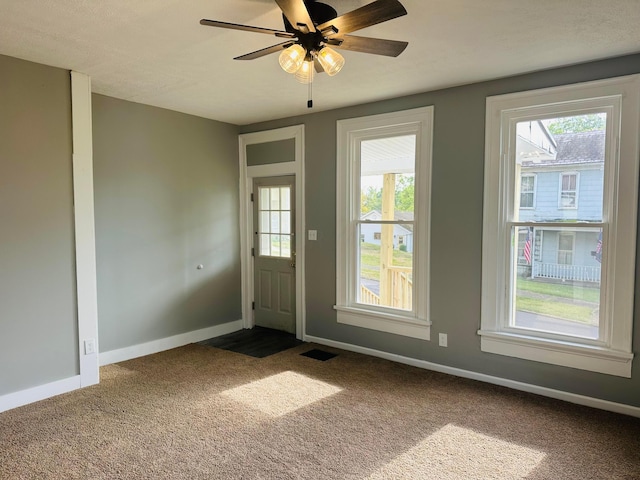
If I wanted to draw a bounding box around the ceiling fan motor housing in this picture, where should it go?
[282,1,338,33]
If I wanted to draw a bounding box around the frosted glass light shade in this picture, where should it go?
[317,47,345,76]
[279,44,306,73]
[295,60,314,84]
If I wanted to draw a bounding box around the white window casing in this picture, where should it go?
[480,75,640,377]
[336,107,433,340]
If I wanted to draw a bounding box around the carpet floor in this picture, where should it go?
[1,342,639,479]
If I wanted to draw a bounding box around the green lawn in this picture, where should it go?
[360,242,412,281]
[515,296,596,324]
[515,278,599,324]
[516,278,600,303]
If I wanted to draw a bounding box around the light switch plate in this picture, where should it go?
[84,338,96,355]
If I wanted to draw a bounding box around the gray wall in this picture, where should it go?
[92,95,241,352]
[0,55,78,395]
[240,53,640,408]
[246,139,296,166]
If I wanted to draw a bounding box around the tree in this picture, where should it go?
[361,186,382,213]
[360,174,415,214]
[547,114,605,134]
[395,174,414,212]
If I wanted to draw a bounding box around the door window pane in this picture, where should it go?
[258,186,292,258]
[270,188,280,210]
[281,188,290,210]
[281,212,291,234]
[270,212,280,234]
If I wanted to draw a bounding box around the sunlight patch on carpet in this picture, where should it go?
[220,371,342,417]
[367,424,546,479]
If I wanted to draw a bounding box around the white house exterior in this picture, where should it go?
[360,210,414,252]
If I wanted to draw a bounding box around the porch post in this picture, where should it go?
[380,173,395,305]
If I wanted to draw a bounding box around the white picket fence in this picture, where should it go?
[532,263,601,283]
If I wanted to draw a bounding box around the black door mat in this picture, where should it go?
[199,326,303,358]
[300,349,337,361]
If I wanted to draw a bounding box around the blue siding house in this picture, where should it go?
[517,125,603,283]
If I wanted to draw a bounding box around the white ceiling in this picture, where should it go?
[1,0,639,125]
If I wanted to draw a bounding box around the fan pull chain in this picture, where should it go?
[307,77,313,108]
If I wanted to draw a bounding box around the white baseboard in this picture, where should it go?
[99,319,243,366]
[0,375,81,414]
[304,334,640,418]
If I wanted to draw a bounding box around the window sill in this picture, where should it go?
[335,305,431,340]
[477,329,633,377]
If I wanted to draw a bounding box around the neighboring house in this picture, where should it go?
[516,123,604,283]
[360,210,414,252]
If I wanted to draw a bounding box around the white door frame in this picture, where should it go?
[71,72,100,387]
[238,125,306,339]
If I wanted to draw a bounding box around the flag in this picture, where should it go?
[523,228,532,265]
[595,231,602,263]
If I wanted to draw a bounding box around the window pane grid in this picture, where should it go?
[258,186,292,258]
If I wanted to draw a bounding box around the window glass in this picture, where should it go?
[358,135,415,311]
[358,223,414,310]
[511,114,605,340]
[258,186,292,258]
[515,114,605,222]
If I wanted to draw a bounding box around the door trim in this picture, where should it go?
[71,71,99,387]
[239,125,305,339]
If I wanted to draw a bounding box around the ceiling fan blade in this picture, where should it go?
[314,58,325,73]
[316,0,407,36]
[234,41,294,60]
[274,0,316,33]
[200,19,295,38]
[331,35,408,57]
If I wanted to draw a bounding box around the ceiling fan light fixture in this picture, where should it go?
[278,44,306,73]
[294,59,314,84]
[317,46,345,76]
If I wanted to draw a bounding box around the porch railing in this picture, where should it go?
[532,263,601,283]
[360,266,413,310]
[360,285,381,305]
[387,266,412,310]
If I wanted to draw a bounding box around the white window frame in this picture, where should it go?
[480,75,640,377]
[520,173,536,209]
[336,107,433,340]
[558,171,579,209]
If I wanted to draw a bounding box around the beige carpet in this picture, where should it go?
[1,343,639,479]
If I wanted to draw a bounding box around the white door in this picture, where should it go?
[253,176,296,333]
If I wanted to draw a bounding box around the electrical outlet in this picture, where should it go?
[308,230,318,241]
[439,333,448,347]
[84,338,96,355]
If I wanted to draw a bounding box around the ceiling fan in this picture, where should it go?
[200,0,408,107]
